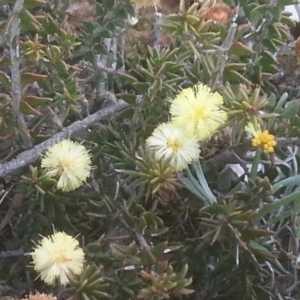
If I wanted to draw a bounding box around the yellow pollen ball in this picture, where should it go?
[58,160,72,174]
[167,139,183,153]
[41,139,92,192]
[54,253,68,263]
[251,130,277,153]
[193,106,208,121]
[146,122,200,171]
[31,231,85,285]
[170,84,227,141]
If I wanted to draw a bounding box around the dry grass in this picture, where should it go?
[59,0,183,59]
[62,0,96,34]
[124,5,176,59]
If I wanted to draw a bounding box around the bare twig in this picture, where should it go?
[243,0,279,76]
[210,10,238,89]
[0,284,15,293]
[0,249,25,259]
[96,61,121,75]
[150,12,163,47]
[7,0,32,149]
[135,231,150,250]
[277,137,300,147]
[0,101,129,178]
[46,107,64,129]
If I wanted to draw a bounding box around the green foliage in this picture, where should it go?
[2,0,300,299]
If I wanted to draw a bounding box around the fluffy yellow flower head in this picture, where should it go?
[245,123,277,153]
[131,0,160,7]
[41,139,92,192]
[146,122,200,171]
[31,232,85,286]
[170,84,227,141]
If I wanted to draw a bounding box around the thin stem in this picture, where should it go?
[273,175,300,194]
[0,101,129,177]
[8,0,32,149]
[0,250,26,259]
[193,160,217,203]
[249,149,262,180]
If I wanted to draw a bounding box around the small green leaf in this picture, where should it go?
[248,240,276,258]
[40,15,59,35]
[20,101,42,116]
[114,7,130,19]
[0,57,10,69]
[133,82,149,93]
[263,38,277,52]
[150,241,168,259]
[116,93,136,105]
[254,190,300,222]
[21,72,48,86]
[280,14,295,27]
[95,3,104,16]
[83,21,96,33]
[103,0,114,10]
[3,0,46,8]
[229,42,254,56]
[282,101,300,120]
[19,9,42,31]
[224,63,247,71]
[56,60,69,75]
[242,228,273,239]
[24,0,46,8]
[269,6,281,21]
[94,44,108,54]
[96,30,111,39]
[0,71,11,89]
[22,96,52,107]
[84,50,95,64]
[118,72,138,83]
[225,70,253,85]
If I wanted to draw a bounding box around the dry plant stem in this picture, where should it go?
[210,20,237,89]
[0,101,129,178]
[277,137,300,147]
[150,12,163,46]
[117,26,126,71]
[95,55,109,101]
[0,249,25,259]
[245,0,279,75]
[95,33,113,100]
[96,34,119,102]
[255,0,279,53]
[135,231,150,250]
[8,0,32,149]
[0,284,14,293]
[96,0,124,102]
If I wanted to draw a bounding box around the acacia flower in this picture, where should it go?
[170,84,227,141]
[41,139,92,192]
[131,0,160,8]
[31,232,85,286]
[146,122,200,171]
[21,293,57,300]
[245,123,277,153]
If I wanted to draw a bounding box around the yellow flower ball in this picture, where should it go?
[31,232,85,286]
[146,122,200,171]
[41,139,92,192]
[170,84,227,141]
[245,123,277,154]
